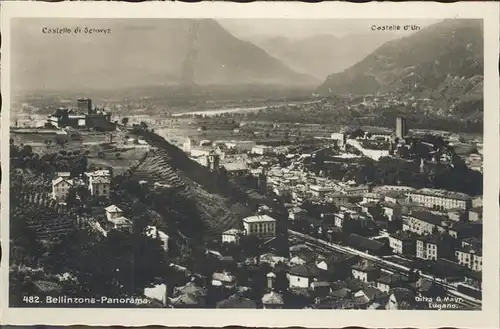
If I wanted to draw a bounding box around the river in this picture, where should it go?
[171,100,318,117]
[171,106,268,117]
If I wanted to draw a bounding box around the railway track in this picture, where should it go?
[289,229,482,309]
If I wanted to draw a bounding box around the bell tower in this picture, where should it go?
[257,168,267,193]
[420,157,425,173]
[206,151,220,173]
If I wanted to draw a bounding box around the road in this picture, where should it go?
[288,229,481,309]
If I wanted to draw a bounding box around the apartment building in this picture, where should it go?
[407,188,472,211]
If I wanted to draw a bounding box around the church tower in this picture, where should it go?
[257,168,268,193]
[206,151,220,173]
[420,158,425,173]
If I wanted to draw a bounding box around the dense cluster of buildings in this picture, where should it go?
[16,86,485,312]
[329,117,481,172]
[174,145,481,310]
[329,117,408,161]
[270,169,482,273]
[163,115,482,309]
[150,199,464,309]
[43,114,483,309]
[51,168,170,250]
[177,116,482,279]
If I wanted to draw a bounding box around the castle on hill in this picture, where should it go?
[46,98,116,131]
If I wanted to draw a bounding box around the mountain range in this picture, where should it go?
[12,19,317,93]
[250,33,399,80]
[318,19,483,99]
[14,18,483,105]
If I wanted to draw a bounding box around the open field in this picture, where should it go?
[11,129,148,174]
[88,147,148,173]
[153,117,335,148]
[11,129,112,144]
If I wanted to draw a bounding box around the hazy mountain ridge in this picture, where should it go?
[252,33,400,79]
[13,19,317,93]
[318,19,483,103]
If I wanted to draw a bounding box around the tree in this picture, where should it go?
[121,117,129,126]
[45,229,168,299]
[397,145,410,159]
[349,128,365,139]
[240,234,262,261]
[139,121,148,130]
[369,204,387,222]
[55,136,68,146]
[70,156,88,177]
[20,145,33,158]
[274,268,290,293]
[65,187,80,207]
[10,216,45,267]
[75,185,91,205]
[222,242,244,262]
[132,212,151,235]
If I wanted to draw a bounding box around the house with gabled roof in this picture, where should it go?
[287,264,325,289]
[222,228,244,244]
[376,273,410,293]
[385,287,416,310]
[145,225,169,252]
[380,200,403,221]
[288,206,307,221]
[345,234,391,256]
[52,176,74,201]
[105,205,123,221]
[216,295,256,309]
[109,216,133,232]
[85,169,112,198]
[212,271,236,288]
[411,278,446,299]
[262,291,284,309]
[316,253,359,281]
[351,260,380,283]
[169,293,206,308]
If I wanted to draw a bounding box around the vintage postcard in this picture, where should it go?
[1,1,499,328]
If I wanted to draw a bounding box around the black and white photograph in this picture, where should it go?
[1,1,499,328]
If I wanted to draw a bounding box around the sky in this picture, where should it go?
[218,18,440,40]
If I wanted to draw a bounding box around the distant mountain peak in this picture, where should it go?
[13,18,316,93]
[251,32,399,80]
[317,19,483,96]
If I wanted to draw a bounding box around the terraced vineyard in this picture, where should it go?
[128,131,268,239]
[11,189,77,241]
[10,170,77,241]
[132,148,189,194]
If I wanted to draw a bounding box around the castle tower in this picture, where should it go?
[77,98,93,114]
[396,117,408,139]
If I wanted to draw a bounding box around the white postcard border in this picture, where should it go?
[1,1,499,328]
